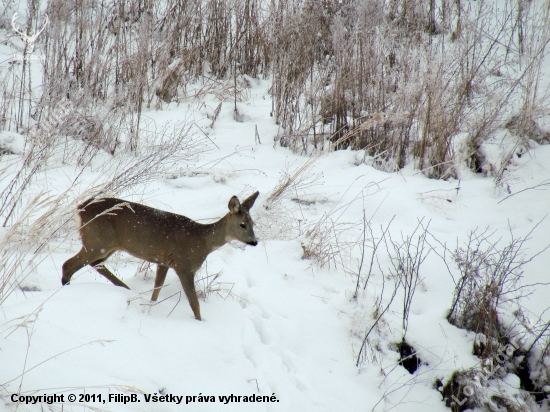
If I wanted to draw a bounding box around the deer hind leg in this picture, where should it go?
[151,264,169,301]
[176,270,201,321]
[62,247,97,285]
[62,247,128,289]
[90,255,129,289]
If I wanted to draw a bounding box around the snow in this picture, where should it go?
[0,132,24,156]
[2,27,550,412]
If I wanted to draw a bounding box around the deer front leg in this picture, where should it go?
[151,264,169,301]
[176,269,201,321]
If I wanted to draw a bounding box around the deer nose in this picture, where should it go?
[247,241,258,246]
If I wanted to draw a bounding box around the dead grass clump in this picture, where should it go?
[195,268,235,303]
[441,369,486,412]
[269,0,550,178]
[301,214,355,269]
[446,223,548,359]
[2,0,549,180]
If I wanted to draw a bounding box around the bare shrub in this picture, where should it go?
[446,221,549,359]
[268,0,550,178]
[355,267,401,367]
[3,0,549,180]
[505,1,550,145]
[353,216,393,299]
[424,219,550,409]
[387,220,431,335]
[355,219,430,367]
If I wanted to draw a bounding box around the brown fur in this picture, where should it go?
[62,192,259,320]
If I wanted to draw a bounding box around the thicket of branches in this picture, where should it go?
[1,0,549,179]
[272,0,550,178]
[431,220,550,411]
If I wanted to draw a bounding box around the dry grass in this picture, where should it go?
[0,119,200,305]
[1,0,549,180]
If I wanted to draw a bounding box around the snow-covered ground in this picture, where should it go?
[1,77,550,411]
[2,0,550,405]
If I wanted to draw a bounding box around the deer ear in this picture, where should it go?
[242,191,259,210]
[228,196,241,214]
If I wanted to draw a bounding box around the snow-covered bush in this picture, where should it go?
[4,0,549,179]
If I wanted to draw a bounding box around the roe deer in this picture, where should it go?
[62,192,259,320]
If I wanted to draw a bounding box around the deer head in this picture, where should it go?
[226,191,259,246]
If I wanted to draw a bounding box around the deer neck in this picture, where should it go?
[203,213,231,252]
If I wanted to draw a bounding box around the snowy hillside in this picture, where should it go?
[1,1,550,411]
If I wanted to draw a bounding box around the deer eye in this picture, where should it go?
[240,223,246,229]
